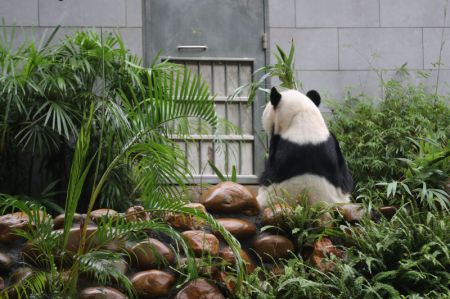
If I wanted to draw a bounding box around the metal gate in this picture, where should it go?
[144,0,267,184]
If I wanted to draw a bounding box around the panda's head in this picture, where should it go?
[262,87,330,145]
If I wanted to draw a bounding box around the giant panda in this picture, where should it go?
[256,87,353,208]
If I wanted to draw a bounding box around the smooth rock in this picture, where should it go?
[131,270,176,299]
[53,213,83,230]
[130,238,175,270]
[0,252,13,271]
[0,211,37,243]
[166,203,206,230]
[181,230,219,257]
[219,247,255,273]
[252,234,294,261]
[112,259,128,275]
[64,226,98,252]
[125,206,150,222]
[214,272,236,295]
[90,209,119,223]
[79,286,127,299]
[311,238,344,272]
[215,218,256,240]
[175,278,225,299]
[262,203,293,226]
[338,203,365,222]
[378,206,397,218]
[200,182,260,216]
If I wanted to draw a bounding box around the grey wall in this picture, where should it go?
[2,0,450,100]
[0,0,143,56]
[269,0,450,101]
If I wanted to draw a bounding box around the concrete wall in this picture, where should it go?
[0,0,143,56]
[268,0,450,101]
[2,0,450,100]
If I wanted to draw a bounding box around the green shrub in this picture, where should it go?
[239,208,450,299]
[328,80,449,186]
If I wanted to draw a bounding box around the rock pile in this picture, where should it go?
[0,181,398,298]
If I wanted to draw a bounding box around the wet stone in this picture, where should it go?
[79,286,127,299]
[214,272,236,295]
[112,259,128,275]
[64,226,98,252]
[131,270,176,299]
[262,203,293,226]
[175,278,225,299]
[216,218,257,240]
[378,206,397,219]
[90,209,119,223]
[125,206,150,222]
[338,203,365,222]
[311,238,344,272]
[0,252,13,272]
[53,213,83,230]
[181,230,220,257]
[0,212,31,243]
[200,182,260,216]
[165,203,207,231]
[219,247,255,273]
[253,234,294,261]
[130,238,175,270]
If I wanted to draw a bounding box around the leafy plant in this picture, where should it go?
[231,41,298,103]
[0,28,246,298]
[378,138,449,211]
[208,160,237,182]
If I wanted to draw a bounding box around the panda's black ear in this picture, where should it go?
[270,87,281,109]
[307,90,321,107]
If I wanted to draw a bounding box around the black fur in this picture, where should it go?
[306,90,321,107]
[270,87,282,108]
[259,133,353,193]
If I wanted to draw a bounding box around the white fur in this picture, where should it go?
[262,90,329,145]
[257,174,350,208]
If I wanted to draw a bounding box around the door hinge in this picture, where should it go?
[262,33,268,50]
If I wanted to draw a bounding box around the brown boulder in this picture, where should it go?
[253,234,294,261]
[175,278,225,299]
[131,270,176,299]
[219,247,255,273]
[200,182,259,215]
[166,203,207,231]
[262,203,293,226]
[79,286,127,299]
[64,226,98,252]
[337,203,365,222]
[0,211,46,243]
[130,238,175,270]
[0,252,13,272]
[53,213,83,230]
[181,230,219,257]
[215,218,256,240]
[378,206,397,219]
[125,206,150,222]
[311,238,344,272]
[90,209,119,223]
